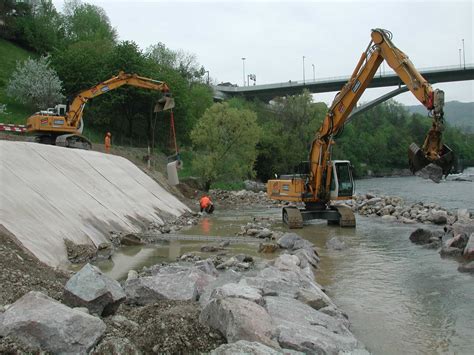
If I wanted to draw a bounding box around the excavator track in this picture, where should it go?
[282,206,303,229]
[333,205,356,227]
[56,134,92,150]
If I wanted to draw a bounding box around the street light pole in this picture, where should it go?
[302,56,306,84]
[459,49,462,68]
[462,39,466,69]
[241,58,246,86]
[312,64,315,81]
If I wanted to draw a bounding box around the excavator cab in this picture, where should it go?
[329,161,355,199]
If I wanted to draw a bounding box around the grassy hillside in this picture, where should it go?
[0,39,36,124]
[406,101,474,132]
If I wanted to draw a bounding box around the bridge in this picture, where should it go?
[214,64,474,102]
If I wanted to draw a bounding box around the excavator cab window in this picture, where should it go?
[331,161,354,198]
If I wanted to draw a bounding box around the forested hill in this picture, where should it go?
[406,101,474,132]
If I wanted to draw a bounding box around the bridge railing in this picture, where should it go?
[216,63,473,92]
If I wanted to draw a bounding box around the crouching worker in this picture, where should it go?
[199,195,214,214]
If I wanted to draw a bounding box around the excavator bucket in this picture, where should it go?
[408,143,454,176]
[154,96,175,112]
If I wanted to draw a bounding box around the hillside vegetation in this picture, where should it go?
[0,39,36,124]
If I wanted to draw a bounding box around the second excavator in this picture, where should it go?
[267,28,454,228]
[26,71,175,150]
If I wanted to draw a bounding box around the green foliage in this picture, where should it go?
[190,103,261,190]
[251,90,326,180]
[0,39,36,124]
[62,0,117,44]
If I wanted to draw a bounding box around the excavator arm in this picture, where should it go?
[67,71,173,128]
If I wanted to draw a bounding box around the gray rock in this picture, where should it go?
[211,283,264,305]
[402,217,416,224]
[291,247,320,268]
[235,254,254,263]
[264,296,360,354]
[256,228,273,239]
[195,259,219,276]
[415,163,443,183]
[381,215,397,222]
[120,234,144,245]
[444,234,469,250]
[258,242,279,253]
[200,298,279,349]
[201,244,222,253]
[63,263,126,316]
[211,340,282,355]
[295,288,333,310]
[463,233,474,260]
[429,210,448,224]
[127,270,138,281]
[409,229,433,245]
[326,237,347,250]
[74,307,90,314]
[0,291,105,354]
[439,246,463,258]
[457,209,471,222]
[458,261,474,274]
[199,269,243,307]
[277,233,302,250]
[452,221,474,240]
[239,266,321,299]
[92,337,141,355]
[216,256,239,270]
[125,269,213,305]
[110,315,139,329]
[273,254,300,271]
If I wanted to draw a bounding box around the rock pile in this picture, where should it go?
[210,189,276,208]
[408,209,474,272]
[199,232,367,354]
[353,193,454,225]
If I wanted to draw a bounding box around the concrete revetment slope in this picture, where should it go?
[0,141,189,267]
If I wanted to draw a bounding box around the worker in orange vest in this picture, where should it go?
[105,132,111,153]
[199,195,214,214]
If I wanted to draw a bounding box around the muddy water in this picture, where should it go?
[96,174,474,354]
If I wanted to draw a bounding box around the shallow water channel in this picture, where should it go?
[96,174,474,354]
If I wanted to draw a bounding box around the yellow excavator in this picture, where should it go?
[26,71,175,149]
[267,28,454,228]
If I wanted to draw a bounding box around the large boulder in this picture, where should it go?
[125,268,214,305]
[463,234,474,260]
[273,254,300,272]
[199,269,243,307]
[409,229,433,245]
[200,298,279,349]
[326,237,347,250]
[457,209,471,222]
[452,221,474,239]
[63,263,126,316]
[428,210,448,225]
[0,291,106,354]
[295,288,333,311]
[211,283,264,306]
[277,233,302,250]
[91,337,141,355]
[264,296,361,354]
[211,340,299,355]
[415,163,443,183]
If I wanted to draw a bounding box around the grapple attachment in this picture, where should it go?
[408,143,454,176]
[154,96,175,112]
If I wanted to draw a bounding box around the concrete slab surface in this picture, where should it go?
[0,141,189,267]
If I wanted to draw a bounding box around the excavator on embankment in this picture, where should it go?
[26,71,175,150]
[267,28,454,229]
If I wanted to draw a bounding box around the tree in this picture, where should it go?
[190,103,261,190]
[7,56,64,109]
[62,0,116,44]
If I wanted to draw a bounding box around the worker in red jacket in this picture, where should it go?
[199,195,214,214]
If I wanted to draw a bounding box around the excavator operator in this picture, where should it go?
[199,195,214,214]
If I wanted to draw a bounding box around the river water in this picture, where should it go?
[96,173,474,354]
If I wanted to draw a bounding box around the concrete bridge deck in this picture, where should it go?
[214,64,474,101]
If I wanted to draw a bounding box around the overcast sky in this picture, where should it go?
[53,0,473,106]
